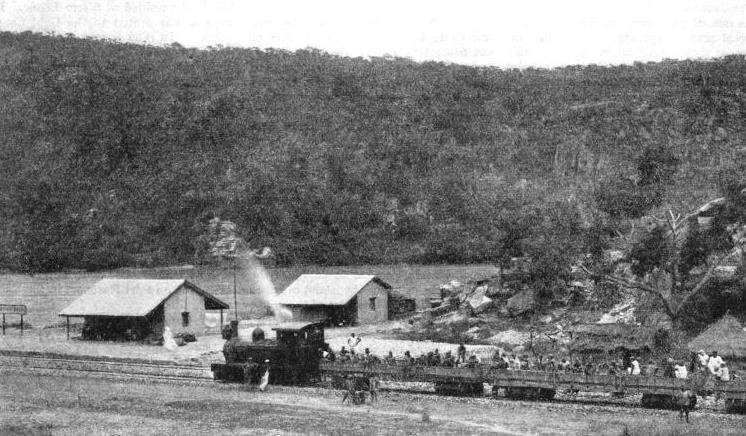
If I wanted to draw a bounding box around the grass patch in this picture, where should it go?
[584,418,746,436]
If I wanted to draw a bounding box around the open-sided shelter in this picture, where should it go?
[688,313,746,361]
[59,279,229,340]
[276,274,392,325]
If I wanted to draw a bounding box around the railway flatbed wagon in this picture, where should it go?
[489,370,559,400]
[318,361,746,412]
[716,380,746,412]
[422,366,486,396]
[320,361,432,385]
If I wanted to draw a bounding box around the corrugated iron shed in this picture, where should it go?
[276,274,391,306]
[59,279,228,317]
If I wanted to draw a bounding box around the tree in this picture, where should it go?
[583,201,745,321]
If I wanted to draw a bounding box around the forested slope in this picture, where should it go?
[1,31,745,271]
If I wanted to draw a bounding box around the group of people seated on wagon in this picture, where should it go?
[321,342,737,382]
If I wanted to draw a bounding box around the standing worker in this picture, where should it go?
[259,359,270,391]
[456,343,467,365]
[347,333,361,354]
[631,357,641,375]
[162,326,178,351]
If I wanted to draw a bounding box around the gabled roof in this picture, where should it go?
[688,314,746,359]
[276,274,391,306]
[59,279,229,317]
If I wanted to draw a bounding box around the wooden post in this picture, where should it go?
[2,313,4,335]
[220,309,224,328]
[66,316,70,340]
[233,260,238,322]
[20,314,23,335]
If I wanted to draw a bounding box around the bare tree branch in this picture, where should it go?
[672,229,746,315]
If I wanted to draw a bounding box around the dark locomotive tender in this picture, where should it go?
[211,321,325,385]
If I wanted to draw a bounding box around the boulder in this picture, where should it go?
[466,285,493,314]
[506,289,535,316]
[439,280,464,298]
[432,311,469,326]
[487,330,531,346]
[598,298,636,324]
[465,326,481,340]
[471,296,493,314]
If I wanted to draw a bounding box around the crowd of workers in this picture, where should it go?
[321,334,737,382]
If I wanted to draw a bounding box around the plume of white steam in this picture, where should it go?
[240,253,293,321]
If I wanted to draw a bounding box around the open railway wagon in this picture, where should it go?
[320,362,485,396]
[319,361,746,412]
[490,370,713,407]
[211,321,325,385]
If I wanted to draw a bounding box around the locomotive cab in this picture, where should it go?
[211,321,325,385]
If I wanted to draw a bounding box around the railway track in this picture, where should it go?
[1,351,744,417]
[0,352,213,382]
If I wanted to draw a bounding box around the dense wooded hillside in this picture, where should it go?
[1,31,746,272]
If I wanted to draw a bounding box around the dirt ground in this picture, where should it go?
[1,371,745,436]
[0,320,505,368]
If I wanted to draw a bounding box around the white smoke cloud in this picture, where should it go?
[239,252,293,321]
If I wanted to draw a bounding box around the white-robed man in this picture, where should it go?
[697,350,709,368]
[347,333,361,354]
[708,351,725,376]
[162,326,178,351]
[259,359,270,391]
[719,364,730,381]
[674,362,688,379]
[631,358,641,375]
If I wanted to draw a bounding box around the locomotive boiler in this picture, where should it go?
[211,320,326,385]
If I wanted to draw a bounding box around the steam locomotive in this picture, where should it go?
[210,321,746,413]
[211,320,326,385]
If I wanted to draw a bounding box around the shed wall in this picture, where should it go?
[289,305,329,322]
[356,281,388,324]
[163,285,207,335]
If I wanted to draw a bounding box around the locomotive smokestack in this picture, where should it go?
[229,320,239,339]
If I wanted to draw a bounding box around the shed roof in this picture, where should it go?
[59,279,229,317]
[570,323,657,353]
[276,274,391,306]
[687,314,746,359]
